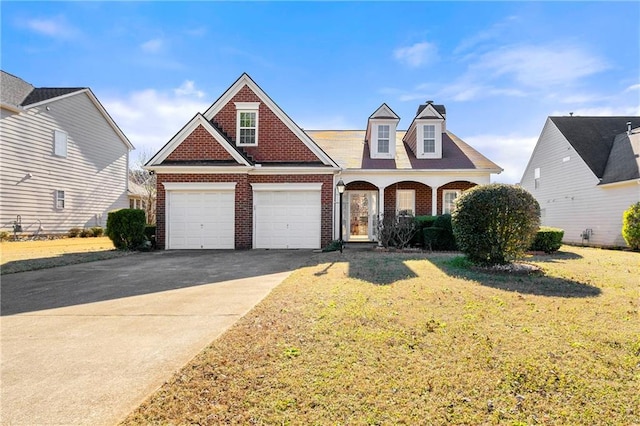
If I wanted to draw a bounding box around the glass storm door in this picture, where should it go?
[345,192,378,241]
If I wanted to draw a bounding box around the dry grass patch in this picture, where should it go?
[0,237,131,274]
[122,246,640,425]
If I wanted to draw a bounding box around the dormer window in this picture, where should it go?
[423,125,436,153]
[367,103,400,160]
[235,102,260,146]
[377,125,390,153]
[417,121,442,158]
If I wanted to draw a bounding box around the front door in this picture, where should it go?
[345,191,378,241]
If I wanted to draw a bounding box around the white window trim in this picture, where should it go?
[54,130,68,157]
[55,190,65,209]
[417,121,443,159]
[443,190,461,215]
[235,102,260,146]
[396,189,415,217]
[370,119,396,159]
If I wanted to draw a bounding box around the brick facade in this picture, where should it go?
[212,86,319,163]
[437,181,476,214]
[165,125,236,162]
[156,173,333,250]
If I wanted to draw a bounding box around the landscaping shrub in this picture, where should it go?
[622,202,640,250]
[451,184,540,265]
[91,227,104,237]
[432,214,457,250]
[377,215,417,249]
[144,225,156,248]
[68,227,82,238]
[530,226,564,253]
[411,215,437,247]
[0,231,10,242]
[322,240,342,252]
[106,209,146,250]
[79,228,95,238]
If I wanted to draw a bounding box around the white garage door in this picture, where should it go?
[253,184,321,249]
[167,186,235,249]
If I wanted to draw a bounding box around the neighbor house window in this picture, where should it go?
[443,190,460,214]
[423,125,436,153]
[397,189,415,216]
[54,130,67,157]
[377,125,390,153]
[235,102,260,146]
[534,167,541,189]
[55,190,65,209]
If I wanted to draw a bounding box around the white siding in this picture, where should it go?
[0,93,129,235]
[521,119,640,247]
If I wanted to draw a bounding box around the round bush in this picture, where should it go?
[622,202,640,250]
[451,184,540,265]
[530,226,564,253]
[106,209,146,250]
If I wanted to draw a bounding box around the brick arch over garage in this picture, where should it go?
[437,180,476,215]
[384,181,432,217]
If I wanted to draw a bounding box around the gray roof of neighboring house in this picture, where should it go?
[550,116,640,183]
[0,70,84,107]
[600,128,640,184]
[306,130,501,171]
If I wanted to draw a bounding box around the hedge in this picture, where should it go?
[106,209,146,250]
[529,226,564,253]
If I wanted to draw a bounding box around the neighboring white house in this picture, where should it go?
[520,116,640,247]
[0,70,134,236]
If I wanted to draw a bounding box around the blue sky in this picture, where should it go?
[2,1,639,183]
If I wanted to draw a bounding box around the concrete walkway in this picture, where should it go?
[1,250,313,425]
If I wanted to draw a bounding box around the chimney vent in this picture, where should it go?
[569,112,573,116]
[627,121,632,135]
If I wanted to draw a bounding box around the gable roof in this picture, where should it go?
[0,70,133,150]
[147,113,252,166]
[203,73,338,168]
[306,130,502,172]
[368,103,400,120]
[416,102,446,118]
[600,128,640,185]
[550,116,640,181]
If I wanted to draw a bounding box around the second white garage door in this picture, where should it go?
[253,184,322,249]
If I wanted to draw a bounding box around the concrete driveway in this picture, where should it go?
[1,250,315,426]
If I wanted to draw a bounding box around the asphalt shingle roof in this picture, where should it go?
[1,70,86,108]
[550,116,640,183]
[306,130,501,171]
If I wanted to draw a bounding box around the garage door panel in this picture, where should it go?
[254,190,321,249]
[168,191,235,249]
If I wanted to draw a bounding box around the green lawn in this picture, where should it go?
[122,246,639,425]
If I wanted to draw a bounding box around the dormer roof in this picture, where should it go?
[368,103,400,120]
[416,102,446,119]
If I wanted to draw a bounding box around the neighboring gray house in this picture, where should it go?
[520,116,640,247]
[0,70,133,236]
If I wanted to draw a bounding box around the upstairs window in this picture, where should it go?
[54,130,67,157]
[377,125,390,153]
[397,189,415,216]
[423,125,436,153]
[534,167,541,189]
[235,102,260,146]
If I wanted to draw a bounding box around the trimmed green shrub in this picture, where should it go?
[622,202,640,250]
[411,215,437,247]
[432,214,457,251]
[322,240,343,252]
[79,228,94,238]
[423,227,442,251]
[106,209,146,250]
[91,227,104,237]
[530,227,564,253]
[68,227,82,238]
[452,184,540,265]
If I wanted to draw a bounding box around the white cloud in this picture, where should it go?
[393,42,438,68]
[174,80,205,98]
[473,44,609,88]
[102,83,210,164]
[464,134,539,184]
[24,16,78,39]
[140,38,163,53]
[624,83,640,92]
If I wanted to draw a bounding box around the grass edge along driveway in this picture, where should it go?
[122,246,640,425]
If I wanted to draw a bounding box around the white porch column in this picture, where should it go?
[378,185,385,219]
[432,186,439,216]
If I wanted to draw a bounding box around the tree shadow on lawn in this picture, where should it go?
[434,256,601,298]
[346,252,420,285]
